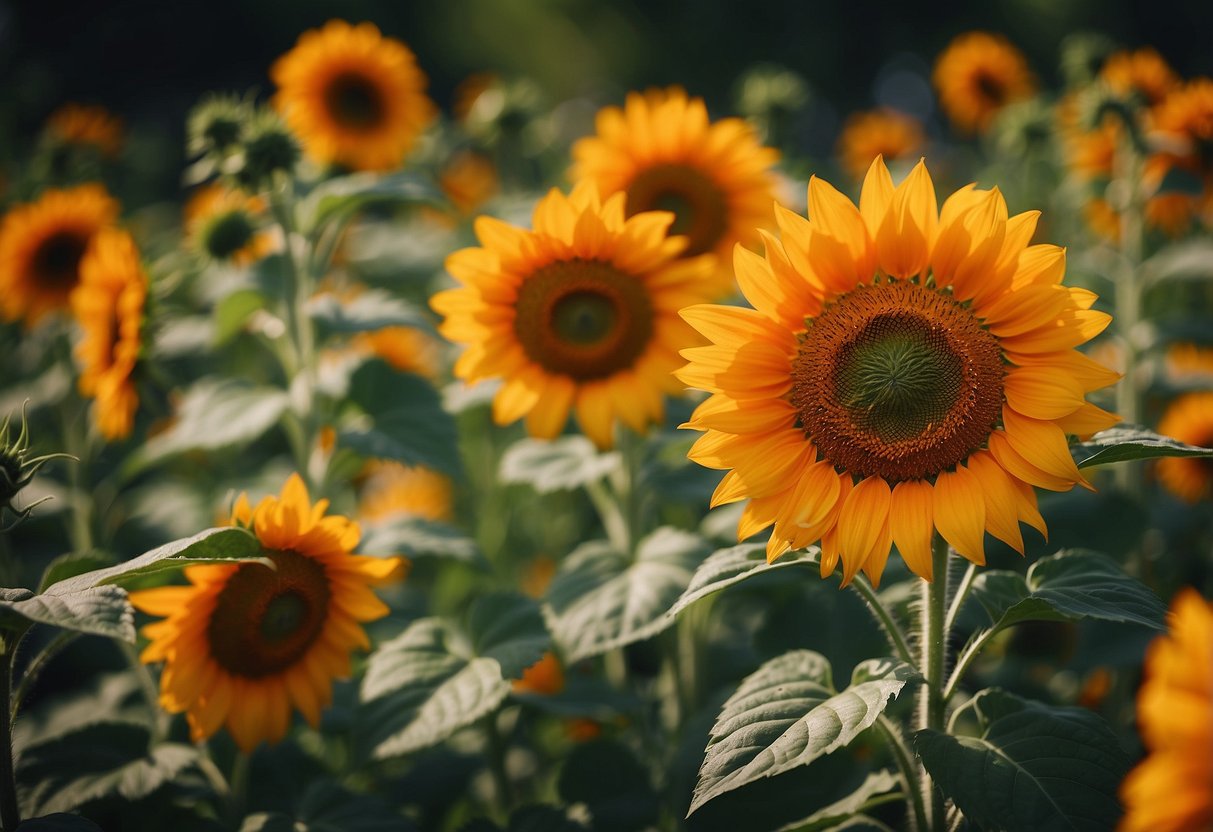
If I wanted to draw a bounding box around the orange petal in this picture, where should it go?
[837,476,892,586]
[933,467,986,565]
[967,451,1025,554]
[858,156,895,240]
[889,480,935,581]
[875,159,937,279]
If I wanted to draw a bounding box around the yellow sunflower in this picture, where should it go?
[0,184,119,325]
[1146,78,1213,233]
[1120,589,1213,831]
[440,151,499,217]
[358,461,453,522]
[357,325,444,379]
[45,103,124,158]
[678,157,1119,585]
[933,32,1036,134]
[431,182,715,449]
[1156,392,1213,503]
[570,87,781,296]
[1101,47,1179,107]
[1166,343,1213,381]
[70,229,147,441]
[129,474,403,752]
[271,20,437,172]
[836,109,924,180]
[183,184,275,265]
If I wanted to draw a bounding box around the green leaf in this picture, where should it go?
[774,770,902,832]
[17,815,105,832]
[468,592,550,680]
[689,652,917,815]
[359,518,486,568]
[1073,425,1213,468]
[970,549,1165,632]
[914,688,1130,832]
[557,740,659,832]
[308,290,435,339]
[498,437,621,493]
[544,527,711,662]
[38,552,112,593]
[273,781,417,832]
[299,171,443,233]
[1155,165,1205,196]
[667,543,822,618]
[340,361,460,476]
[213,288,266,345]
[1144,237,1213,288]
[0,586,132,641]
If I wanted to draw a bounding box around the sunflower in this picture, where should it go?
[184,184,275,265]
[271,20,436,172]
[0,184,119,325]
[1101,47,1179,108]
[1145,78,1213,233]
[45,104,124,158]
[570,87,780,296]
[431,182,715,449]
[69,229,147,440]
[1166,343,1213,381]
[678,158,1119,585]
[933,32,1036,134]
[836,109,925,180]
[1120,589,1213,831]
[129,474,403,752]
[1156,392,1213,503]
[358,461,453,522]
[440,151,499,217]
[357,325,444,379]
[512,651,565,696]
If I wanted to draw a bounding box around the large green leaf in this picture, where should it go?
[498,437,621,493]
[240,781,416,832]
[544,527,711,662]
[1072,425,1213,468]
[667,543,822,618]
[969,549,1165,632]
[0,586,131,641]
[468,592,551,679]
[774,770,902,832]
[915,689,1130,832]
[359,518,487,568]
[213,288,266,345]
[1144,237,1213,288]
[689,653,917,815]
[298,171,443,234]
[308,290,435,339]
[17,816,105,831]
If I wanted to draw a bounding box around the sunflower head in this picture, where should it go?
[271,20,436,172]
[358,461,453,523]
[440,151,500,217]
[44,103,124,159]
[1100,47,1180,108]
[570,86,781,296]
[188,94,253,159]
[933,31,1036,134]
[1157,391,1213,503]
[679,157,1118,586]
[184,184,272,265]
[1145,78,1213,233]
[836,109,924,179]
[431,182,716,449]
[235,111,301,191]
[129,474,404,752]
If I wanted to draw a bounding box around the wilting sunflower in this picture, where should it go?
[431,182,714,449]
[1146,78,1213,234]
[0,184,119,325]
[1120,589,1213,831]
[570,87,780,296]
[271,20,436,172]
[1156,392,1213,503]
[184,184,275,265]
[70,229,147,441]
[836,109,924,180]
[129,474,403,752]
[679,158,1119,585]
[358,461,452,522]
[933,32,1036,134]
[45,103,124,158]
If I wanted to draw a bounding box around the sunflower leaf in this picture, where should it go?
[16,815,106,831]
[688,652,917,815]
[359,518,487,568]
[498,437,621,493]
[1072,425,1213,468]
[544,527,711,662]
[667,543,822,618]
[299,171,444,235]
[914,688,1130,832]
[773,769,902,832]
[1144,237,1213,288]
[468,592,551,680]
[307,290,436,339]
[0,586,132,642]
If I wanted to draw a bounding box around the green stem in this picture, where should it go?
[484,713,512,815]
[227,751,250,826]
[585,480,630,555]
[1113,129,1145,499]
[120,640,169,742]
[10,631,79,718]
[917,536,950,832]
[942,627,1001,703]
[943,562,977,635]
[850,575,915,665]
[877,715,929,832]
[0,640,21,831]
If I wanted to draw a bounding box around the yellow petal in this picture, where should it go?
[1004,365,1087,420]
[858,155,894,240]
[967,451,1024,554]
[889,480,935,581]
[875,159,937,279]
[807,175,876,281]
[837,476,892,586]
[933,467,986,565]
[1002,406,1091,489]
[525,376,575,439]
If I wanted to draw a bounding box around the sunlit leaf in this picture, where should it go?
[299,171,443,234]
[1072,425,1213,468]
[667,543,822,618]
[498,437,621,494]
[0,586,132,641]
[359,518,487,568]
[307,290,435,339]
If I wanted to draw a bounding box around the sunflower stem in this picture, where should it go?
[1113,126,1145,501]
[943,562,977,635]
[227,750,250,826]
[120,640,169,743]
[850,574,915,666]
[876,715,929,832]
[0,638,21,831]
[917,536,950,832]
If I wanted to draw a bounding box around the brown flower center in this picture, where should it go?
[790,281,1005,483]
[325,71,386,131]
[513,259,654,381]
[974,72,1007,106]
[625,163,728,257]
[31,231,88,289]
[207,549,331,677]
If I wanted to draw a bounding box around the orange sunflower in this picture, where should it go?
[570,87,780,296]
[357,325,444,379]
[271,20,437,172]
[1146,78,1213,234]
[70,229,147,441]
[1156,392,1213,503]
[0,184,119,325]
[1101,47,1179,108]
[183,184,275,265]
[431,182,715,449]
[679,157,1119,585]
[129,474,403,752]
[933,32,1036,134]
[1119,589,1213,831]
[836,109,925,180]
[45,103,124,158]
[358,461,453,522]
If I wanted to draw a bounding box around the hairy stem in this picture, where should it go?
[851,574,915,665]
[917,536,950,832]
[877,715,929,832]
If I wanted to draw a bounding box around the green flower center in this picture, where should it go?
[551,291,617,346]
[201,210,255,260]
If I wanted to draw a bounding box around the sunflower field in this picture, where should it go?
[2,3,1213,831]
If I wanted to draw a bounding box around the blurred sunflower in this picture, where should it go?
[45,103,124,158]
[1119,589,1213,831]
[358,460,453,522]
[1165,343,1213,381]
[129,474,403,752]
[358,325,444,379]
[836,109,924,179]
[440,151,499,217]
[70,229,147,441]
[513,651,565,696]
[271,20,436,172]
[933,32,1036,134]
[1146,78,1213,234]
[1101,47,1179,107]
[570,87,780,296]
[184,184,275,265]
[431,182,714,449]
[679,158,1118,585]
[1156,392,1213,502]
[0,184,119,325]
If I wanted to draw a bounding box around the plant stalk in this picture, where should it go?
[0,641,21,831]
[917,536,951,832]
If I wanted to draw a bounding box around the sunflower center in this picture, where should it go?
[790,281,1005,483]
[202,210,256,260]
[513,259,654,381]
[324,72,386,130]
[975,72,1006,106]
[207,549,331,678]
[31,231,88,288]
[625,164,728,257]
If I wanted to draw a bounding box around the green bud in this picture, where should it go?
[236,111,300,190]
[0,405,72,530]
[199,209,257,260]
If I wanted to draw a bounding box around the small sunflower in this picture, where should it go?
[0,184,119,325]
[570,87,780,296]
[129,474,403,752]
[1156,392,1213,503]
[836,109,925,180]
[933,32,1036,134]
[70,229,147,441]
[184,184,275,265]
[431,183,715,449]
[1166,343,1213,381]
[1146,78,1213,233]
[440,151,499,217]
[271,20,436,172]
[45,103,124,158]
[358,461,453,523]
[679,158,1119,585]
[1119,589,1213,831]
[357,325,444,379]
[1101,47,1179,108]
